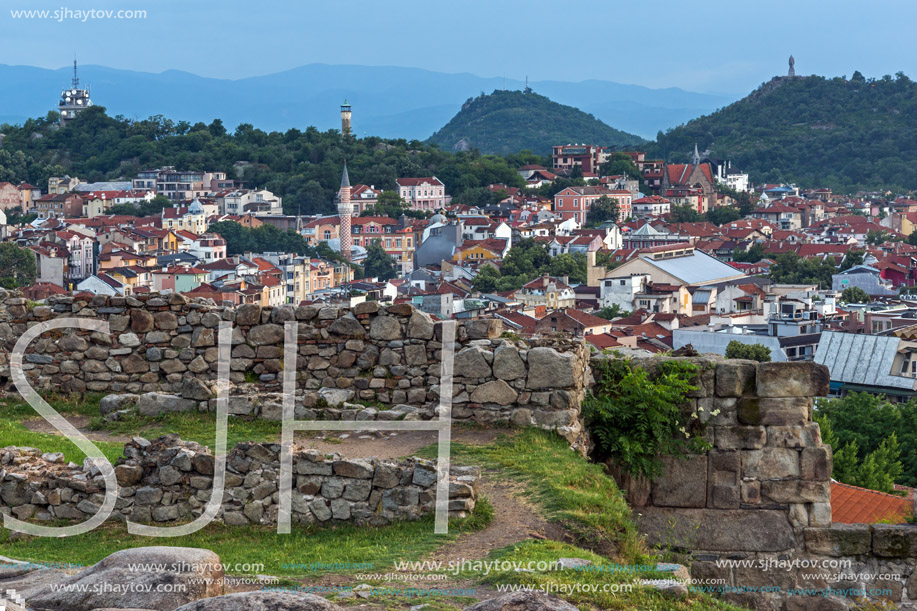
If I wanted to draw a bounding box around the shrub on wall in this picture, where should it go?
[584,358,710,479]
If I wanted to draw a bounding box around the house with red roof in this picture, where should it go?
[662,163,717,213]
[396,177,447,211]
[831,481,912,524]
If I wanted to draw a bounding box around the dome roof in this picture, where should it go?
[188,198,205,214]
[429,213,446,225]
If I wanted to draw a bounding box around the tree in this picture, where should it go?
[768,252,837,287]
[816,392,917,487]
[724,341,772,362]
[816,412,903,493]
[595,304,630,320]
[362,240,397,281]
[0,243,38,288]
[732,243,766,263]
[839,249,865,271]
[108,194,172,217]
[472,266,500,292]
[840,286,870,304]
[706,206,742,226]
[668,203,703,223]
[598,153,649,193]
[585,195,619,227]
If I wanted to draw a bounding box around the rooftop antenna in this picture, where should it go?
[72,55,79,89]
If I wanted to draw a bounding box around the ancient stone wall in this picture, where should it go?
[0,291,590,447]
[0,435,479,527]
[628,357,917,611]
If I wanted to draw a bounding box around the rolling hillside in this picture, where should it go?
[651,73,917,190]
[426,90,645,156]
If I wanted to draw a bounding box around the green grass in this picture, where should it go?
[418,428,643,562]
[0,500,493,578]
[0,394,123,463]
[478,539,745,611]
[87,409,284,450]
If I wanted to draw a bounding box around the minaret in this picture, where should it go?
[338,163,353,261]
[340,100,352,137]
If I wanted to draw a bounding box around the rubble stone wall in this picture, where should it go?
[0,291,590,448]
[628,358,917,611]
[0,435,479,527]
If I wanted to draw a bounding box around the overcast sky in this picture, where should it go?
[3,0,914,94]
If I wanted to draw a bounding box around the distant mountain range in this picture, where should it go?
[428,90,644,155]
[0,63,736,140]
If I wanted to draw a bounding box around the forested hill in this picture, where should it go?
[650,73,917,191]
[0,106,542,216]
[427,90,645,156]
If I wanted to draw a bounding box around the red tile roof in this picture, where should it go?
[831,481,912,524]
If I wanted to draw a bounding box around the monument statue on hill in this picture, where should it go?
[788,55,796,77]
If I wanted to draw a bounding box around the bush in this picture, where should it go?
[584,358,711,479]
[725,340,772,362]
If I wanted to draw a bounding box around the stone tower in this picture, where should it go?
[788,55,796,77]
[337,163,353,261]
[340,100,352,137]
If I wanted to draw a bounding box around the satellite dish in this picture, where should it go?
[71,89,77,95]
[76,99,83,105]
[65,97,71,102]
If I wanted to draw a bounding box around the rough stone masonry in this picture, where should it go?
[627,356,917,611]
[0,290,591,449]
[0,435,479,528]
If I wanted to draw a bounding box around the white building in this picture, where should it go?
[396,177,447,211]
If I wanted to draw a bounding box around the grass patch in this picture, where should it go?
[479,540,744,611]
[87,409,284,450]
[0,394,123,463]
[418,428,644,562]
[0,500,493,578]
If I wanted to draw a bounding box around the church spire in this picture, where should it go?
[692,143,701,165]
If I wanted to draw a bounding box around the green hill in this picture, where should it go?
[650,72,917,191]
[427,89,645,156]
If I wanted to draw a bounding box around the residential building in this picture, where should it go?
[553,186,632,224]
[514,274,576,310]
[133,167,233,200]
[47,175,83,195]
[833,266,896,296]
[152,265,208,293]
[215,189,283,215]
[814,330,917,401]
[551,144,611,174]
[31,193,84,219]
[0,182,20,211]
[396,177,447,211]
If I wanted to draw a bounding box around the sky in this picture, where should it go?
[2,0,916,95]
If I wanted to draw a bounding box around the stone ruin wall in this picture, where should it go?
[0,291,590,449]
[628,357,917,611]
[0,435,479,528]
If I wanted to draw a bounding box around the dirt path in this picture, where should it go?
[23,414,133,444]
[296,427,505,459]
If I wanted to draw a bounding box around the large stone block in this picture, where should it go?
[651,454,707,508]
[804,525,871,556]
[638,507,796,552]
[756,362,830,398]
[465,319,502,340]
[707,451,740,509]
[742,448,800,480]
[470,379,518,406]
[872,524,917,557]
[453,346,492,379]
[715,360,757,397]
[526,347,578,389]
[800,446,832,481]
[736,397,809,426]
[369,316,401,341]
[715,426,766,450]
[492,345,526,380]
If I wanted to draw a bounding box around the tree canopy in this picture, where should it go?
[0,243,37,288]
[724,341,772,362]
